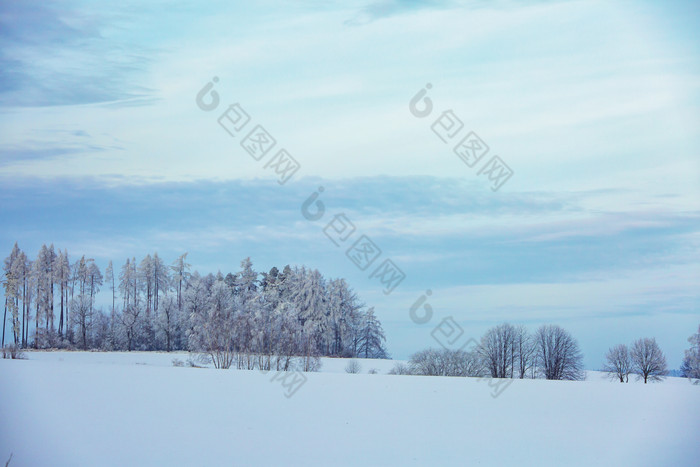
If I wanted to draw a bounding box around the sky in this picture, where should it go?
[0,0,698,369]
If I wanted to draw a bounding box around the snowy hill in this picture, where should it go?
[1,352,698,466]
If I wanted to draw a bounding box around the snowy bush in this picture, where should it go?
[345,360,361,374]
[188,354,209,368]
[388,363,412,375]
[409,348,483,377]
[1,345,26,360]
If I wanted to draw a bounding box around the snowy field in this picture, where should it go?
[1,351,699,466]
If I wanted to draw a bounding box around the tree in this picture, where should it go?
[514,325,536,379]
[70,294,93,349]
[118,257,142,351]
[326,278,361,356]
[156,294,179,352]
[170,253,190,313]
[602,344,631,383]
[152,253,168,314]
[535,324,584,380]
[188,279,235,369]
[357,307,387,359]
[104,260,117,348]
[2,243,22,347]
[680,325,700,383]
[55,250,71,339]
[33,244,56,347]
[630,337,667,383]
[479,323,516,378]
[139,254,154,315]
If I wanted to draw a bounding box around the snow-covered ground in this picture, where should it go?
[1,351,698,466]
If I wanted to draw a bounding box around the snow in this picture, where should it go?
[1,352,699,466]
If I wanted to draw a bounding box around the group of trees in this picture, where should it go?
[601,327,700,384]
[393,323,585,381]
[1,244,388,368]
[603,338,668,383]
[680,325,700,383]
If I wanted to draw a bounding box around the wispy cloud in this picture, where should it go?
[0,1,155,107]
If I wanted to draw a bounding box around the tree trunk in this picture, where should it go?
[2,298,7,348]
[58,281,64,338]
[34,300,39,349]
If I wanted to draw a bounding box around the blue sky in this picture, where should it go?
[1,0,698,368]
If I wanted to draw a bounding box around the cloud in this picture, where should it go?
[0,1,154,107]
[0,128,123,166]
[345,0,442,26]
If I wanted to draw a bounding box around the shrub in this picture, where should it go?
[1,345,26,360]
[345,360,361,374]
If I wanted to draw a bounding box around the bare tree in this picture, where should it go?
[514,324,535,379]
[535,324,585,380]
[602,344,631,382]
[478,323,516,378]
[630,337,667,383]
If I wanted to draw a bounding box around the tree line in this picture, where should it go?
[390,322,700,384]
[1,243,388,367]
[391,323,585,380]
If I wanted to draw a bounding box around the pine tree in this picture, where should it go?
[357,307,387,359]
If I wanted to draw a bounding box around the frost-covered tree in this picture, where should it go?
[55,250,71,339]
[326,278,362,357]
[32,244,58,347]
[93,309,112,350]
[139,254,154,314]
[119,303,142,352]
[2,243,22,347]
[87,261,102,307]
[602,344,631,383]
[118,257,143,351]
[288,267,326,330]
[357,307,387,359]
[156,294,179,352]
[119,258,137,312]
[188,279,236,369]
[104,260,118,348]
[535,324,584,381]
[680,325,700,383]
[20,253,32,348]
[70,294,93,349]
[152,252,168,314]
[630,337,667,383]
[3,244,390,358]
[170,253,190,313]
